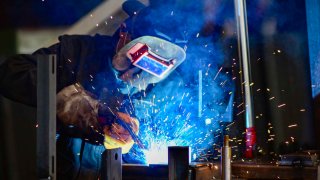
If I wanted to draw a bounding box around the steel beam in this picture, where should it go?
[37,55,56,179]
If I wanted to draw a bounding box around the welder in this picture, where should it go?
[0,1,187,179]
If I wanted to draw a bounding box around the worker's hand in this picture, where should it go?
[57,84,101,136]
[103,112,139,144]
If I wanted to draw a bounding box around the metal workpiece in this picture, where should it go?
[101,148,122,180]
[168,146,190,180]
[37,55,57,179]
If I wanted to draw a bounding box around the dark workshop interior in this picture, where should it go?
[0,0,320,179]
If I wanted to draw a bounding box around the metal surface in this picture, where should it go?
[123,164,168,180]
[234,0,253,130]
[168,146,190,180]
[234,0,256,158]
[37,55,56,179]
[101,148,122,180]
[232,162,318,179]
[122,162,318,179]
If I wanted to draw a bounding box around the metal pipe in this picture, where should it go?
[234,0,256,158]
[221,135,231,180]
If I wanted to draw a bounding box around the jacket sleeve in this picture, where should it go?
[0,44,59,107]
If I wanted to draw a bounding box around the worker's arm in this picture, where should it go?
[57,83,140,145]
[0,44,59,106]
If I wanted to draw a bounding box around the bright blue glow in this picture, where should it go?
[95,1,234,164]
[306,0,320,97]
[144,141,171,164]
[125,64,233,164]
[205,118,212,125]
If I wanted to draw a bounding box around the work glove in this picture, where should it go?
[57,84,140,151]
[103,111,140,153]
[57,83,101,137]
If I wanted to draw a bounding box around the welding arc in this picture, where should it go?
[113,118,146,149]
[98,104,145,149]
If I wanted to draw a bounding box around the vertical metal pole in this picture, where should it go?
[37,55,56,179]
[198,70,203,118]
[234,0,256,158]
[168,146,189,180]
[221,135,231,180]
[101,148,122,180]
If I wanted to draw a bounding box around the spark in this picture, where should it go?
[213,67,223,80]
[277,104,286,108]
[288,124,297,128]
[237,102,244,108]
[300,109,306,112]
[236,110,245,116]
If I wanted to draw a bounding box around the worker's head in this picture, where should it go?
[112,36,185,93]
[111,1,191,94]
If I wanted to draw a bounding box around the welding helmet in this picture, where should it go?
[112,36,186,85]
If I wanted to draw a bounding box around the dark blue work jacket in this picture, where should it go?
[0,34,124,180]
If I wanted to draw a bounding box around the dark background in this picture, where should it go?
[0,0,319,179]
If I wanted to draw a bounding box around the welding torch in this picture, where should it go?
[98,103,145,149]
